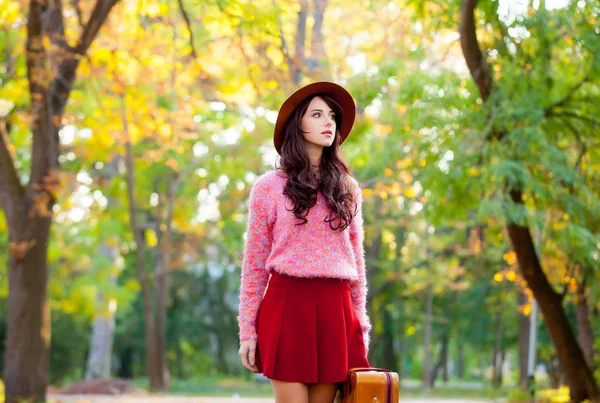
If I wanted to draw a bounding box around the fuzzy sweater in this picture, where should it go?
[237,170,371,348]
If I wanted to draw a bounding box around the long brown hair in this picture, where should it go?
[277,94,358,231]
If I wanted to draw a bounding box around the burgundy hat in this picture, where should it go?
[273,81,356,155]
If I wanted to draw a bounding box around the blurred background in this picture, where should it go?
[0,0,598,402]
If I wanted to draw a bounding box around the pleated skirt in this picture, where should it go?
[255,271,370,383]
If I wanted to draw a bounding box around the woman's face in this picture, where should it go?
[300,96,337,150]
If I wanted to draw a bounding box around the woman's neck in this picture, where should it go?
[304,142,323,167]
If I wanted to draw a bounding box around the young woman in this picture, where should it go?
[237,82,371,403]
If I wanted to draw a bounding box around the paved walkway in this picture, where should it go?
[48,395,495,403]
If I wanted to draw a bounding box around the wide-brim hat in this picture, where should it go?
[273,81,356,155]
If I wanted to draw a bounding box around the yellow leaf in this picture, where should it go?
[377,124,392,137]
[78,58,91,76]
[362,188,373,197]
[144,0,162,17]
[379,191,388,200]
[419,159,426,167]
[569,279,578,292]
[506,270,516,282]
[166,158,178,170]
[493,273,503,282]
[404,186,417,198]
[129,122,142,144]
[468,167,480,176]
[503,251,517,265]
[124,278,140,291]
[146,229,157,247]
[389,183,401,196]
[61,300,77,314]
[522,303,532,316]
[394,104,408,113]
[159,123,172,138]
[399,171,413,184]
[384,168,393,177]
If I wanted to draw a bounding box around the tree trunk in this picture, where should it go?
[122,95,165,391]
[547,355,563,389]
[153,170,174,390]
[0,0,118,400]
[84,246,117,380]
[518,290,530,388]
[422,282,434,391]
[116,345,134,378]
[431,330,449,388]
[492,304,503,389]
[459,1,599,400]
[3,218,52,403]
[85,157,121,380]
[507,216,599,401]
[381,303,397,372]
[293,0,308,84]
[171,291,186,379]
[85,287,116,380]
[441,333,449,383]
[456,338,464,379]
[397,297,405,378]
[308,0,329,78]
[496,349,505,387]
[575,277,595,370]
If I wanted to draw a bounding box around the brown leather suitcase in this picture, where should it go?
[342,367,400,403]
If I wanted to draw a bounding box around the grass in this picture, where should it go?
[1,376,583,402]
[131,375,511,400]
[132,375,274,397]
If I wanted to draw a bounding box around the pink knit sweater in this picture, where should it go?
[238,169,371,347]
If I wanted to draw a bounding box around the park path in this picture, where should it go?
[48,395,497,403]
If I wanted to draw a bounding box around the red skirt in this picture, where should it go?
[255,271,369,383]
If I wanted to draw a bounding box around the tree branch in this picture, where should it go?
[307,0,329,77]
[43,0,75,54]
[272,0,297,84]
[560,262,577,302]
[544,72,590,115]
[235,25,262,100]
[26,0,47,107]
[176,0,198,59]
[0,41,17,88]
[70,0,85,31]
[293,0,308,84]
[549,111,600,126]
[52,0,121,119]
[74,0,120,55]
[0,120,25,225]
[459,0,492,101]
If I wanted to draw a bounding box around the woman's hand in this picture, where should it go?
[238,338,259,372]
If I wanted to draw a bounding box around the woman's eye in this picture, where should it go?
[313,112,321,118]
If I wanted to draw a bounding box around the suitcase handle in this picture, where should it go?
[348,367,392,373]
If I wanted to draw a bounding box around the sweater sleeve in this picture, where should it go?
[238,175,274,341]
[348,181,372,349]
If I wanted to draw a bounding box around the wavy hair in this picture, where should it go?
[277,94,358,231]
